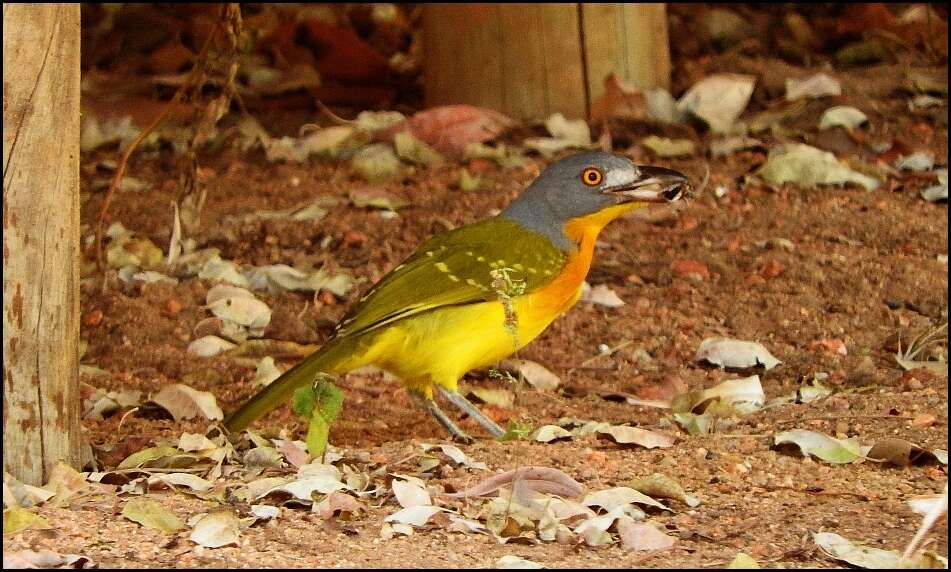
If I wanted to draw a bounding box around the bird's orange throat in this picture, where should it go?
[527,202,648,316]
[563,201,648,273]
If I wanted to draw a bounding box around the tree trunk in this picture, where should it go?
[3,3,83,485]
[422,3,671,121]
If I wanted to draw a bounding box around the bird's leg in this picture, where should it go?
[437,387,505,439]
[409,390,473,444]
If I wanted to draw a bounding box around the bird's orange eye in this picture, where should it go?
[581,167,603,186]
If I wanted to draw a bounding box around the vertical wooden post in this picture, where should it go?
[422,3,670,121]
[580,3,671,102]
[3,4,83,485]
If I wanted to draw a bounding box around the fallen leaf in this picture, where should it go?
[442,466,583,499]
[617,520,676,552]
[3,505,50,534]
[251,356,282,387]
[583,487,670,512]
[533,425,573,444]
[496,555,545,569]
[756,143,881,191]
[785,73,842,100]
[524,113,592,157]
[580,282,626,308]
[640,136,696,158]
[728,552,761,568]
[2,549,94,569]
[117,445,190,470]
[402,105,514,156]
[595,426,676,449]
[150,384,224,421]
[394,131,444,166]
[205,290,271,331]
[122,498,184,534]
[313,491,364,519]
[420,444,488,470]
[249,505,280,521]
[573,506,636,546]
[246,265,354,297]
[709,135,764,158]
[352,143,403,183]
[895,152,935,172]
[676,73,756,133]
[190,510,241,548]
[673,375,766,418]
[774,429,863,464]
[383,505,445,527]
[392,478,431,508]
[349,187,409,211]
[146,473,213,493]
[814,531,901,568]
[626,473,700,508]
[499,359,562,391]
[696,337,781,370]
[178,432,217,452]
[187,335,237,357]
[819,106,869,130]
[867,438,944,467]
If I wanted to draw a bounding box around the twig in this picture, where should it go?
[94,23,218,280]
[775,414,919,424]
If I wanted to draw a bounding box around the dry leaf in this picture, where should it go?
[122,498,184,534]
[533,425,573,443]
[617,520,677,552]
[696,337,781,370]
[401,105,515,156]
[392,478,432,508]
[773,429,862,464]
[443,466,583,499]
[596,426,676,449]
[190,510,241,548]
[383,505,445,527]
[150,384,223,421]
[583,487,670,512]
[499,359,561,391]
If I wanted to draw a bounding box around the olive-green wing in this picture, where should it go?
[333,218,567,338]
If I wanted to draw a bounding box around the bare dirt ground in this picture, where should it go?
[5,4,948,569]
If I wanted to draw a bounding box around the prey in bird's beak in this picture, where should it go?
[607,166,691,204]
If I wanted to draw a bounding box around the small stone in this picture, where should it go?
[343,231,367,247]
[670,259,709,281]
[165,299,183,316]
[911,413,936,428]
[679,215,700,232]
[83,309,104,327]
[759,259,785,279]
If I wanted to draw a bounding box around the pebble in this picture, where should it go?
[670,259,710,281]
[912,413,936,428]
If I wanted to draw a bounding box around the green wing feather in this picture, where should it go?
[333,218,567,338]
[224,217,567,433]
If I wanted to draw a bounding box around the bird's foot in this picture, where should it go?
[438,387,505,439]
[410,391,474,443]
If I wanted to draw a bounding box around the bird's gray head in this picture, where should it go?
[502,151,689,246]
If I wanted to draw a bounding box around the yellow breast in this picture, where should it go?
[340,202,646,397]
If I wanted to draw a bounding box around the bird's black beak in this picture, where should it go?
[608,166,691,204]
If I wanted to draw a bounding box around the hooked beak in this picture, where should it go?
[607,166,691,204]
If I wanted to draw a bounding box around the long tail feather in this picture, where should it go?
[223,338,349,432]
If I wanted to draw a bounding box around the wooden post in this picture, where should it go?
[3,4,83,485]
[422,3,670,121]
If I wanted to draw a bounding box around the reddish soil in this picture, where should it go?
[6,5,948,568]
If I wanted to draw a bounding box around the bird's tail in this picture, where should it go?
[223,337,353,433]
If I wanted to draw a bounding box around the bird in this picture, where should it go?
[224,151,689,441]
